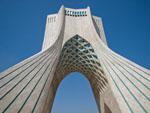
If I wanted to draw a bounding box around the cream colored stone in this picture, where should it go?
[0,6,149,113]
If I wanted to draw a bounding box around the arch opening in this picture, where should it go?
[49,35,111,113]
[51,72,99,113]
[55,35,108,93]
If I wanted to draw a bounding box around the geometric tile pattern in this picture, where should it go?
[54,35,108,95]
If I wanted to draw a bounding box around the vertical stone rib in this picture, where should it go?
[100,48,150,113]
[111,50,150,76]
[0,50,52,88]
[105,58,147,112]
[1,53,50,112]
[101,58,133,113]
[17,54,57,113]
[0,52,50,100]
[106,53,150,93]
[109,54,150,90]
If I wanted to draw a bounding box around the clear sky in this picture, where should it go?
[0,0,150,113]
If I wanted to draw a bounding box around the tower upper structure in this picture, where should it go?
[42,6,107,51]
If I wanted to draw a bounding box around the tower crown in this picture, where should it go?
[42,6,107,51]
[64,7,88,17]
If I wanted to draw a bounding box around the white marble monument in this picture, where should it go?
[0,6,150,113]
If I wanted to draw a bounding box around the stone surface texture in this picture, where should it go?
[0,6,150,113]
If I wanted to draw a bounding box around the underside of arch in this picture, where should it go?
[54,35,108,92]
[51,35,121,113]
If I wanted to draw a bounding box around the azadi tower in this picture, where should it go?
[0,6,150,113]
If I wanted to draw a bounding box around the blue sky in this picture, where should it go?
[0,0,150,113]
